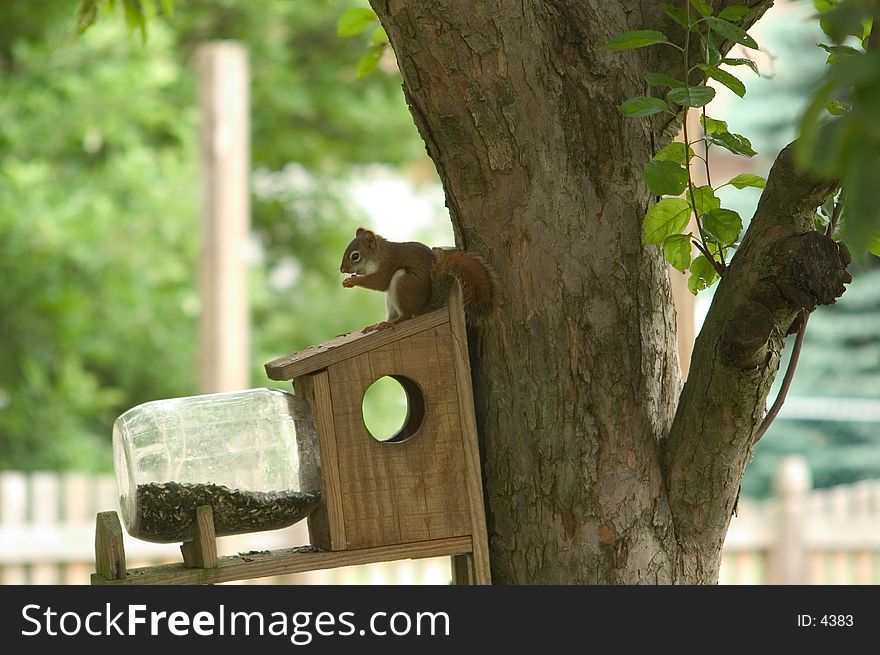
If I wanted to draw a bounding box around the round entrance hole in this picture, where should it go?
[361,375,426,443]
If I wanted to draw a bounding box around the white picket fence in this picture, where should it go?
[0,471,450,585]
[720,456,880,585]
[1,457,878,585]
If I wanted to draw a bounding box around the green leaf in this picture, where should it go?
[603,30,670,51]
[818,42,864,65]
[663,234,693,273]
[826,100,850,115]
[372,25,389,46]
[653,142,695,165]
[121,0,148,42]
[700,115,728,135]
[661,3,692,29]
[721,57,760,76]
[620,96,669,118]
[689,185,720,217]
[705,16,759,50]
[643,198,692,244]
[705,129,757,157]
[667,85,716,107]
[644,160,689,196]
[702,208,743,244]
[819,2,870,43]
[719,5,750,22]
[688,255,720,294]
[724,173,766,189]
[837,150,880,255]
[813,0,837,14]
[644,72,686,88]
[870,234,880,257]
[688,0,713,17]
[77,0,100,34]
[700,32,723,67]
[337,7,377,37]
[356,44,385,79]
[698,64,746,97]
[820,193,836,219]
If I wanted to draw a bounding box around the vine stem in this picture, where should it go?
[691,238,725,276]
[752,309,810,446]
[701,104,725,269]
[681,4,716,271]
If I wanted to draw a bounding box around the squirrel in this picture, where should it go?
[340,227,497,331]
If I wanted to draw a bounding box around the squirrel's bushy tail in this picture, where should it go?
[432,250,498,322]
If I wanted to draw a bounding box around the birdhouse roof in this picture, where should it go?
[264,305,450,381]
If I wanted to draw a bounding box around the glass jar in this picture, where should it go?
[112,388,321,543]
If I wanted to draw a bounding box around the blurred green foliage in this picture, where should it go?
[0,0,425,470]
[798,0,880,256]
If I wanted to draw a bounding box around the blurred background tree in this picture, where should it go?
[0,0,432,470]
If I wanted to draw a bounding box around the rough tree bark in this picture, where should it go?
[369,0,850,583]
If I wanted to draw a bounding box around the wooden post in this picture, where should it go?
[196,42,251,393]
[94,511,127,582]
[180,505,218,568]
[767,456,811,584]
[451,553,475,585]
[448,285,492,584]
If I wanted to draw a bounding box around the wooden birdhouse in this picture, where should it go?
[263,285,491,584]
[91,286,490,585]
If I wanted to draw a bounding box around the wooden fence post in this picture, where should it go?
[195,42,251,393]
[767,455,812,584]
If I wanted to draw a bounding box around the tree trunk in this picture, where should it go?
[371,0,844,584]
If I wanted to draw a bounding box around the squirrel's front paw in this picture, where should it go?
[362,321,392,333]
[342,276,358,288]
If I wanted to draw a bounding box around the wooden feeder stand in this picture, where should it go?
[92,286,491,585]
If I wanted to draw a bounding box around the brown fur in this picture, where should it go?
[340,227,498,326]
[431,250,498,322]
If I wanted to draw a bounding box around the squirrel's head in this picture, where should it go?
[340,227,382,275]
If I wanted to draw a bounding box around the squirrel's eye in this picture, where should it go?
[350,251,361,262]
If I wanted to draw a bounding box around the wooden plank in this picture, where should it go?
[448,284,492,585]
[0,471,28,583]
[180,505,218,568]
[91,536,473,585]
[265,305,449,381]
[367,343,428,545]
[95,512,127,581]
[299,372,346,550]
[450,553,474,585]
[62,473,94,584]
[324,325,471,550]
[328,354,400,548]
[31,471,61,584]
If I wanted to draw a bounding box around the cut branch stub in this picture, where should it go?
[720,300,775,370]
[768,232,852,311]
[720,231,851,370]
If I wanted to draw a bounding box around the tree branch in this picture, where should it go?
[663,142,850,562]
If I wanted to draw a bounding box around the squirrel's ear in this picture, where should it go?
[356,227,366,236]
[361,229,376,243]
